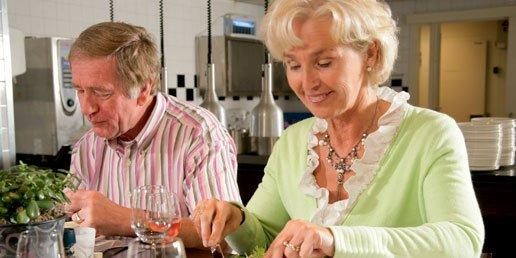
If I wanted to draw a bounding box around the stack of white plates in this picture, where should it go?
[471,117,516,166]
[458,122,502,171]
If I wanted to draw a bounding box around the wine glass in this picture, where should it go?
[126,238,186,258]
[16,228,65,258]
[130,185,181,245]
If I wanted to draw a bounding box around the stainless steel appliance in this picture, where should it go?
[14,37,85,156]
[250,63,284,156]
[200,64,227,127]
[195,35,292,96]
[199,1,227,127]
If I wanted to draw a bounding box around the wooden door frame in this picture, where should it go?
[407,5,516,116]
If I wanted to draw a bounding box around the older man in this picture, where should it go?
[66,22,241,247]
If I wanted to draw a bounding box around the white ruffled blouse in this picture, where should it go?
[299,87,410,226]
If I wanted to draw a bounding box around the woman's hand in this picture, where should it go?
[192,199,244,247]
[265,220,335,258]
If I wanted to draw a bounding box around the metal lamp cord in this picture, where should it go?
[207,0,212,64]
[109,0,114,22]
[159,0,165,68]
[264,0,269,63]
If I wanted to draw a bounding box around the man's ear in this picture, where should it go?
[136,79,154,105]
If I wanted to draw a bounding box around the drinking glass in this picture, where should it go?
[126,238,186,258]
[131,185,181,245]
[16,228,65,258]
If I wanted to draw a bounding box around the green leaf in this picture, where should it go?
[36,200,54,210]
[26,199,40,219]
[16,209,30,224]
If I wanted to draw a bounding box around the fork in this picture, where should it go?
[210,244,225,258]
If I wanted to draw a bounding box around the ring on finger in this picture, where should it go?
[282,241,300,252]
[73,213,83,223]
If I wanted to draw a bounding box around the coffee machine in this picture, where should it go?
[13,37,85,157]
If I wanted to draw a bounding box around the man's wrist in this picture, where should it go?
[228,202,245,225]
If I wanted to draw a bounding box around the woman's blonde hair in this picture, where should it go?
[69,22,160,98]
[261,0,398,86]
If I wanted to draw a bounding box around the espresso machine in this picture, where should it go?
[13,37,85,160]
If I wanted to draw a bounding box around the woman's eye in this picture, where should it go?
[287,62,301,71]
[318,60,331,68]
[289,65,301,71]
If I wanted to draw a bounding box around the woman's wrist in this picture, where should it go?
[324,227,336,257]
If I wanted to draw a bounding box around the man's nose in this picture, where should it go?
[79,93,98,117]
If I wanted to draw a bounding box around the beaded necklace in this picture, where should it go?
[319,98,379,199]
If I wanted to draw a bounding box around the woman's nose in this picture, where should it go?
[302,66,320,91]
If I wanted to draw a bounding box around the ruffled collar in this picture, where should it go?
[299,87,410,226]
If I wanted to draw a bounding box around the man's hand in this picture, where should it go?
[65,190,134,236]
[192,199,244,248]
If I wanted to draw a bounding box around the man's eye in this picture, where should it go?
[94,91,112,98]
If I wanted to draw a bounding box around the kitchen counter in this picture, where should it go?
[237,154,269,166]
[470,165,516,257]
[238,154,516,178]
[471,165,516,181]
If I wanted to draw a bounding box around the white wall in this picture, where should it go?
[6,0,516,113]
[6,0,311,114]
[7,1,254,91]
[418,25,430,108]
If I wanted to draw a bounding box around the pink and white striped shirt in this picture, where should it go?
[70,93,241,216]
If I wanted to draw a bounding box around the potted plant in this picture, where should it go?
[0,162,79,257]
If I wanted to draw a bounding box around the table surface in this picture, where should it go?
[103,248,225,258]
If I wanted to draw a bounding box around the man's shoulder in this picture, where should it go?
[161,95,226,135]
[72,129,102,151]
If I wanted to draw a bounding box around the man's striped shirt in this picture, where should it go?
[70,93,241,216]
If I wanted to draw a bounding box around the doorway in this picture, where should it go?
[418,20,508,122]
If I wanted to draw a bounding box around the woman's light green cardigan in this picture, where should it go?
[227,105,484,258]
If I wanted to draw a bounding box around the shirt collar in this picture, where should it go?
[106,93,167,153]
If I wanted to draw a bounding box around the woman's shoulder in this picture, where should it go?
[267,117,316,161]
[284,117,317,134]
[276,117,316,146]
[403,105,459,134]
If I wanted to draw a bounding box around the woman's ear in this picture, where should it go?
[366,40,379,67]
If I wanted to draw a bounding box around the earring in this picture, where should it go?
[366,66,372,72]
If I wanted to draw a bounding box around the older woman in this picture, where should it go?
[193,0,484,257]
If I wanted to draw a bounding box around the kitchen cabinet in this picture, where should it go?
[472,168,516,257]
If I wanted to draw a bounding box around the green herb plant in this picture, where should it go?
[0,161,80,225]
[244,246,266,258]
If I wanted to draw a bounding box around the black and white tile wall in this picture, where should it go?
[165,72,407,109]
[165,73,308,114]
